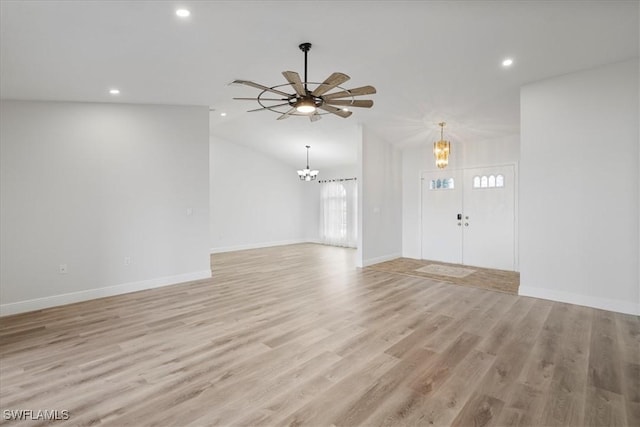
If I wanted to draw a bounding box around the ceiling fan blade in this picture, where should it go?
[246,102,290,112]
[277,107,297,120]
[282,71,306,96]
[311,72,350,97]
[233,97,288,101]
[324,99,373,108]
[318,105,352,118]
[309,112,322,122]
[232,79,292,97]
[323,85,377,100]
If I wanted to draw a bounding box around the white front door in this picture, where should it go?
[462,165,515,270]
[420,165,516,271]
[421,170,463,264]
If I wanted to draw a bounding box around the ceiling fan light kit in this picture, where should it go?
[295,97,317,113]
[233,42,376,121]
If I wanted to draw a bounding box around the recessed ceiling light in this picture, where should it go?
[220,112,227,117]
[502,58,514,67]
[176,9,190,18]
[342,108,349,112]
[109,89,120,95]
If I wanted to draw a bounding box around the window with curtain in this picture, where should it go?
[319,180,357,248]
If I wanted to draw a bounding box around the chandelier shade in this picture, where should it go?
[434,122,450,169]
[297,145,319,181]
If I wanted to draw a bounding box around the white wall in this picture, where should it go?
[360,125,402,266]
[402,135,520,260]
[520,59,639,315]
[209,136,306,252]
[0,101,211,315]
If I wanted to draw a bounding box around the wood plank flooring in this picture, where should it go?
[367,257,520,294]
[0,243,638,426]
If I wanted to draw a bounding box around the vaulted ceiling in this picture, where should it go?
[1,1,638,168]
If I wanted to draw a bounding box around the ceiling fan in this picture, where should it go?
[232,42,376,121]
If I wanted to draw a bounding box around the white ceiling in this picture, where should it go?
[1,1,638,169]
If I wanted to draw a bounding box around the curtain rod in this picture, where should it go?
[317,177,357,184]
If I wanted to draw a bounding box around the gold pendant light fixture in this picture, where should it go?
[433,122,450,169]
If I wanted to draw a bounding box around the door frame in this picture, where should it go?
[419,162,519,271]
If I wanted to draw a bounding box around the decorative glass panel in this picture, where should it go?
[428,177,455,190]
[473,173,506,190]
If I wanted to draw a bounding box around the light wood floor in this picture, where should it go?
[367,257,520,295]
[1,243,638,426]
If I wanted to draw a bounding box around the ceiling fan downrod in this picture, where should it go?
[299,42,312,93]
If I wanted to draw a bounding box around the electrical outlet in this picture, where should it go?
[58,264,67,274]
[124,257,132,266]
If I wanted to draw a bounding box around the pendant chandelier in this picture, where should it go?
[434,122,451,169]
[297,145,319,181]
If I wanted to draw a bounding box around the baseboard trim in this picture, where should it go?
[518,286,640,316]
[362,252,402,267]
[0,270,212,317]
[210,239,307,254]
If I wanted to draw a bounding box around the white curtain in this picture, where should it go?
[319,180,357,248]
